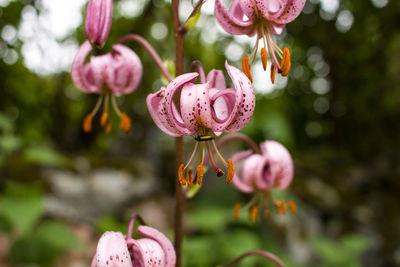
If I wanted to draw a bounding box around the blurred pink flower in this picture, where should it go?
[232,140,296,222]
[92,218,176,267]
[146,62,255,185]
[85,0,113,48]
[215,0,306,82]
[71,40,142,133]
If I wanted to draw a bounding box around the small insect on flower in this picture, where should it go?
[71,41,142,134]
[91,215,176,267]
[232,140,296,222]
[147,62,255,186]
[215,0,305,83]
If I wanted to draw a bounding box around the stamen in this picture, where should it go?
[288,200,296,214]
[249,206,259,223]
[178,163,186,186]
[184,142,199,170]
[196,164,204,185]
[212,140,228,167]
[280,48,291,76]
[271,64,276,84]
[242,56,253,83]
[226,159,235,184]
[83,114,93,133]
[233,203,241,220]
[120,112,131,133]
[110,94,122,117]
[186,168,193,188]
[278,200,286,215]
[105,120,112,134]
[261,47,268,71]
[100,112,108,127]
[207,141,225,177]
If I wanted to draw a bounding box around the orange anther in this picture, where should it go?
[196,164,204,185]
[249,206,259,223]
[100,112,108,127]
[120,112,131,133]
[83,114,93,133]
[178,163,186,186]
[186,168,193,188]
[226,159,235,184]
[288,200,296,214]
[261,47,268,71]
[271,64,276,84]
[233,203,241,221]
[105,120,112,134]
[280,48,291,76]
[279,200,287,215]
[242,55,253,83]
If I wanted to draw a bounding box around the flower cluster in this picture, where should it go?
[71,0,143,134]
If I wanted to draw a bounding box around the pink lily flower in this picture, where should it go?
[85,0,113,48]
[231,140,296,222]
[91,216,176,267]
[215,0,306,83]
[71,40,143,133]
[146,62,255,185]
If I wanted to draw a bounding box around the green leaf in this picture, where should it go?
[0,194,43,235]
[184,9,201,31]
[23,146,70,167]
[35,221,82,250]
[96,214,126,234]
[161,60,175,85]
[0,134,21,153]
[186,184,202,199]
[188,206,230,232]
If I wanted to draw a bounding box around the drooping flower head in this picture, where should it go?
[147,62,255,186]
[91,215,176,267]
[71,40,143,133]
[215,0,306,83]
[85,0,113,48]
[231,140,296,222]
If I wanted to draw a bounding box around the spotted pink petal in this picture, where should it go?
[224,61,255,133]
[85,0,113,48]
[137,226,176,267]
[92,231,132,267]
[215,0,257,36]
[160,73,199,136]
[242,154,276,191]
[206,69,226,90]
[130,238,166,267]
[89,53,111,91]
[106,44,143,96]
[271,0,305,24]
[180,83,213,132]
[71,41,99,94]
[146,87,182,137]
[232,150,255,193]
[260,141,294,190]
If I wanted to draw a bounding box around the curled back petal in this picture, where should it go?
[146,87,182,137]
[241,154,275,191]
[129,238,165,267]
[209,88,236,125]
[71,41,98,93]
[137,225,176,267]
[260,141,294,190]
[273,0,306,24]
[206,69,226,90]
[224,61,255,132]
[92,231,132,267]
[232,150,255,193]
[215,0,256,36]
[161,73,199,136]
[106,44,143,96]
[180,83,213,132]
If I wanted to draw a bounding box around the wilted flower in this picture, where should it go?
[215,0,306,83]
[85,0,113,48]
[91,216,176,267]
[232,140,296,222]
[147,62,255,186]
[71,40,142,133]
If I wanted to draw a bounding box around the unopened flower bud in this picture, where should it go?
[85,0,113,48]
